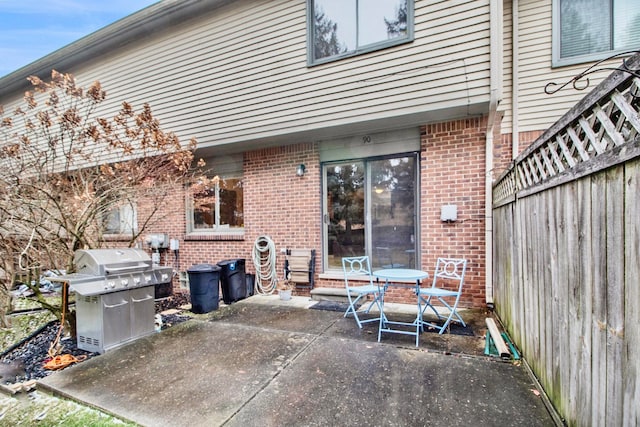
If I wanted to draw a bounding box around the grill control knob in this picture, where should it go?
[121,279,129,287]
[133,277,141,285]
[107,281,115,289]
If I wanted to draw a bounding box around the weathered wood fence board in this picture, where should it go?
[590,171,607,427]
[494,157,639,425]
[623,161,639,426]
[574,178,592,427]
[606,166,625,426]
[492,53,640,426]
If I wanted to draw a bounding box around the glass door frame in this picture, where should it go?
[321,152,420,272]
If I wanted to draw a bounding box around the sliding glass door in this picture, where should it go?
[369,156,416,269]
[325,162,366,268]
[324,154,417,270]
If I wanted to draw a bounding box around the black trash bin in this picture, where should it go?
[217,259,246,304]
[246,273,255,297]
[187,264,221,313]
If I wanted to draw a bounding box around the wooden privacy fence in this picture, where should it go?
[492,53,639,426]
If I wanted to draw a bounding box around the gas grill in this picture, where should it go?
[56,248,173,353]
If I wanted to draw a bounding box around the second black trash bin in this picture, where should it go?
[246,273,255,297]
[187,264,221,313]
[218,259,246,304]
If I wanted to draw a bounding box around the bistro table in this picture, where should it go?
[372,268,429,347]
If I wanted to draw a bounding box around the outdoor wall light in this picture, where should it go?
[296,164,306,177]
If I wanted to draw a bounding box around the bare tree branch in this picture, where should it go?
[0,70,200,332]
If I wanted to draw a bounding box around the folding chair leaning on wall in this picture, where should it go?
[284,249,316,289]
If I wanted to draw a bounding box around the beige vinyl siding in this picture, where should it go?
[509,0,622,135]
[47,0,491,150]
[500,0,513,133]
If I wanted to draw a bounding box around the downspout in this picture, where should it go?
[485,94,498,306]
[512,0,519,158]
[485,0,502,306]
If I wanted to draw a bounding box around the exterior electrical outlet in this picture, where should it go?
[441,205,458,222]
[146,233,169,249]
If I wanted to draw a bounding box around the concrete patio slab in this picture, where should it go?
[38,296,557,426]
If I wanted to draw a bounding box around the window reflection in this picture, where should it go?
[191,176,244,231]
[559,0,640,59]
[370,157,416,270]
[312,0,410,62]
[324,155,417,270]
[103,203,136,235]
[359,0,408,45]
[326,162,366,266]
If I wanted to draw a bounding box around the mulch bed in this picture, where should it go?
[1,294,192,385]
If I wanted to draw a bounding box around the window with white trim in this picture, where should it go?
[103,203,137,235]
[187,174,244,235]
[553,0,640,66]
[308,0,413,65]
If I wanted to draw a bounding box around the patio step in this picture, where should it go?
[310,287,354,304]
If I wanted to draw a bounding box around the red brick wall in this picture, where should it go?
[420,118,487,308]
[494,129,545,179]
[136,143,323,294]
[133,119,498,308]
[493,112,513,178]
[243,143,322,281]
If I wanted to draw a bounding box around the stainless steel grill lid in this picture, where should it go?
[55,248,172,296]
[74,248,152,276]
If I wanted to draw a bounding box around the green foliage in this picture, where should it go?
[0,392,137,426]
[0,311,55,352]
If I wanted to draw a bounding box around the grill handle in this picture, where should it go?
[103,300,128,309]
[132,295,154,303]
[104,263,150,274]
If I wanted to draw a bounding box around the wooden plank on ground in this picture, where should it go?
[486,318,511,359]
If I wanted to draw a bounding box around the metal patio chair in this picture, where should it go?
[418,257,467,334]
[342,256,382,328]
